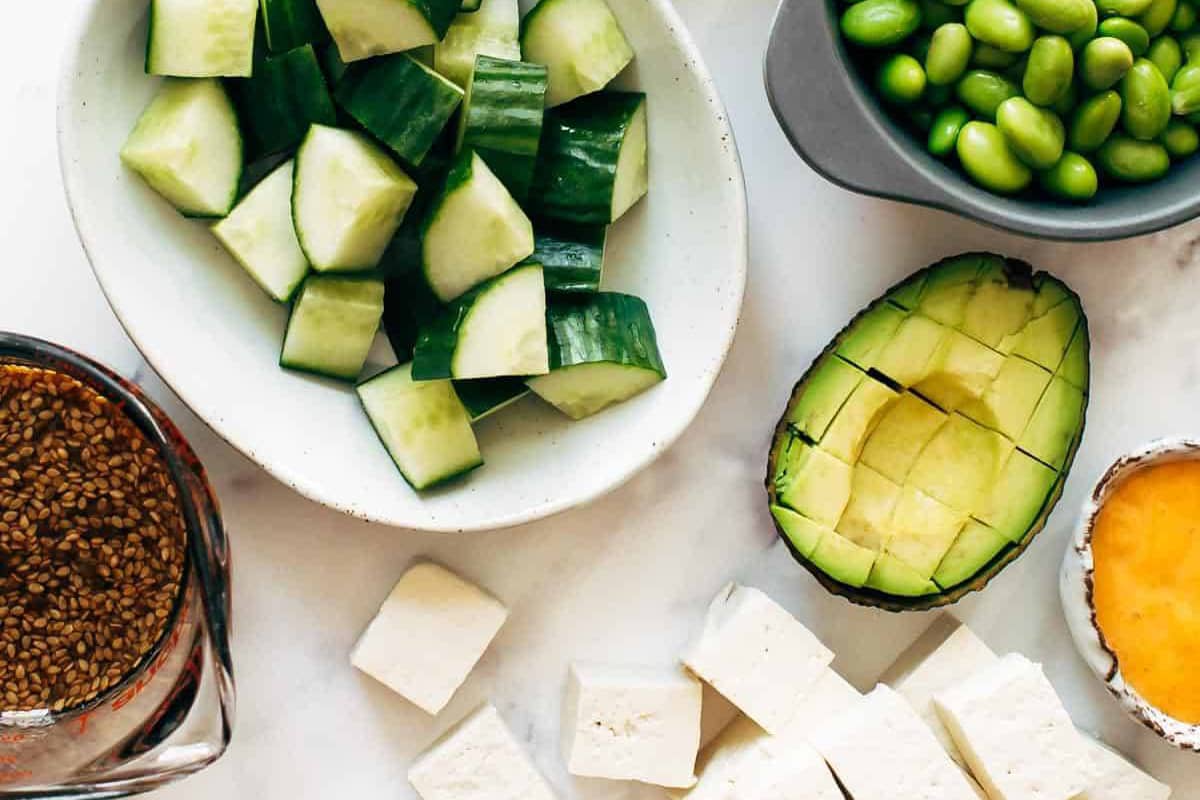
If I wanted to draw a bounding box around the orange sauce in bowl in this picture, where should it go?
[1092,459,1200,724]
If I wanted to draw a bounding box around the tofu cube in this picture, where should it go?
[881,615,998,768]
[933,653,1094,800]
[785,668,864,734]
[1078,738,1172,800]
[681,584,834,734]
[813,684,980,800]
[408,704,557,800]
[561,662,702,788]
[351,562,508,715]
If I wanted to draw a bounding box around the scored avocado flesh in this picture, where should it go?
[770,253,1089,600]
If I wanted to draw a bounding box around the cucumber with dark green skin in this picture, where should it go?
[454,377,530,420]
[319,41,349,86]
[334,53,464,166]
[382,270,443,362]
[458,56,548,200]
[461,0,483,9]
[531,92,649,224]
[261,0,330,53]
[531,218,606,293]
[229,44,337,159]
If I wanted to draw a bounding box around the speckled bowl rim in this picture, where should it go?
[1060,437,1200,752]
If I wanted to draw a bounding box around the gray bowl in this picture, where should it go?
[764,0,1200,241]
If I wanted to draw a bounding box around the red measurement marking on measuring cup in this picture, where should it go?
[0,734,28,745]
[0,770,33,784]
[108,601,190,717]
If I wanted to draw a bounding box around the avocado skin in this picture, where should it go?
[765,252,1089,613]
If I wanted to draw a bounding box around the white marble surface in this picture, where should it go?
[7,1,1200,797]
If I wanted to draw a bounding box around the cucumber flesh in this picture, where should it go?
[121,78,243,218]
[147,0,259,78]
[357,364,482,490]
[434,0,521,88]
[212,160,309,302]
[457,56,548,199]
[421,150,535,302]
[611,98,648,220]
[413,263,549,380]
[315,0,459,62]
[260,0,330,53]
[280,276,385,381]
[229,43,337,159]
[292,125,418,272]
[520,0,634,107]
[528,292,666,419]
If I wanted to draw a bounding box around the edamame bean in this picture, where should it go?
[927,23,974,84]
[1069,0,1099,50]
[1069,90,1124,151]
[1080,37,1136,89]
[1039,152,1100,199]
[1121,59,1172,139]
[1180,33,1200,62]
[1138,0,1179,37]
[1098,18,1151,56]
[1147,35,1184,82]
[1098,134,1171,179]
[1013,0,1093,34]
[1160,118,1200,155]
[920,0,962,29]
[1172,64,1200,112]
[965,0,1035,53]
[878,53,929,103]
[928,105,973,154]
[1098,0,1157,15]
[956,69,1022,118]
[1024,36,1075,105]
[956,120,1034,192]
[997,96,1067,167]
[842,0,923,47]
[1172,2,1197,30]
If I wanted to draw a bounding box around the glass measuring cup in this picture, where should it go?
[0,332,234,796]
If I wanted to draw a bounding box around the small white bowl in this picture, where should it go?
[1060,438,1200,751]
[56,0,747,531]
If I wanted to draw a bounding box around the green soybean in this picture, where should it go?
[965,0,1036,53]
[1139,0,1179,37]
[928,105,972,154]
[920,0,962,29]
[1172,64,1200,113]
[1180,33,1200,62]
[997,96,1066,167]
[1023,36,1075,105]
[1069,90,1124,151]
[1160,118,1200,155]
[927,23,975,84]
[1081,37,1136,89]
[1172,1,1198,30]
[956,120,1034,192]
[1098,0,1157,15]
[842,0,923,47]
[1039,152,1100,200]
[878,53,928,103]
[1121,59,1172,139]
[956,69,1022,118]
[1013,0,1093,33]
[1098,134,1172,179]
[1147,36,1184,82]
[1069,0,1100,50]
[1098,18,1151,56]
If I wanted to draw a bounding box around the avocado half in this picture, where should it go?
[766,253,1090,612]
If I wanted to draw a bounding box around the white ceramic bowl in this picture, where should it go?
[57,0,747,532]
[1060,438,1200,751]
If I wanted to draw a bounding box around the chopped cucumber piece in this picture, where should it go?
[260,0,330,53]
[334,54,464,167]
[315,0,460,62]
[454,377,530,421]
[520,0,634,107]
[147,0,258,78]
[229,43,337,159]
[434,0,521,88]
[319,40,350,86]
[527,293,666,420]
[457,56,548,200]
[462,0,483,9]
[280,275,384,380]
[532,92,649,224]
[212,160,309,302]
[530,218,607,293]
[293,125,418,272]
[421,150,534,302]
[357,364,482,490]
[121,78,243,218]
[382,270,443,362]
[412,263,549,380]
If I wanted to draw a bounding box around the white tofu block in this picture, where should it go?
[350,562,508,715]
[784,668,864,734]
[814,684,980,800]
[933,653,1093,800]
[561,662,702,788]
[881,615,999,769]
[408,704,557,800]
[698,682,741,749]
[681,584,834,734]
[1078,737,1172,800]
